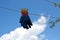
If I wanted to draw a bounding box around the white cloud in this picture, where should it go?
[46,39,48,40]
[0,16,48,40]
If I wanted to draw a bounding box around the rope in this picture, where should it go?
[45,0,53,3]
[0,6,20,12]
[0,6,56,18]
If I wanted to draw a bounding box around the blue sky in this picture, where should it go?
[0,0,60,40]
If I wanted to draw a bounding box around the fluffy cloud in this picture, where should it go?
[0,16,48,40]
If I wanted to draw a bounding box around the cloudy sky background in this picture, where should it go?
[0,16,48,40]
[0,0,60,40]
